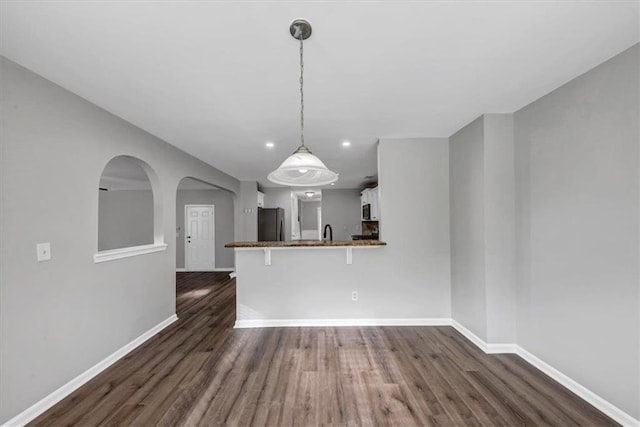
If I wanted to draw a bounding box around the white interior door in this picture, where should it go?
[185,205,215,271]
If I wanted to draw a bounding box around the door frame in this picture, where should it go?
[184,204,215,271]
[317,205,322,240]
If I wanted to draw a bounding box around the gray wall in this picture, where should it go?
[176,189,235,269]
[321,189,362,241]
[0,56,240,423]
[237,181,258,242]
[301,201,320,230]
[449,113,517,344]
[514,44,639,418]
[449,117,487,340]
[483,114,516,344]
[378,138,452,318]
[98,190,154,251]
[262,187,292,241]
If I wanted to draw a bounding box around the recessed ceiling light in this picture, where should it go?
[330,183,335,186]
[342,140,351,147]
[265,142,275,148]
[305,191,315,197]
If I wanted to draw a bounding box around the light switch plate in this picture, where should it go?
[37,242,51,261]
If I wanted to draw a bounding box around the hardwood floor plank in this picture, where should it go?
[28,272,619,427]
[497,354,618,426]
[436,327,585,426]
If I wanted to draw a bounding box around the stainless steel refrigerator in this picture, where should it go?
[258,207,285,241]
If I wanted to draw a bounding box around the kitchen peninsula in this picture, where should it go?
[226,239,395,328]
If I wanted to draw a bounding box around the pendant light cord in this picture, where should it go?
[267,20,338,186]
[299,32,305,148]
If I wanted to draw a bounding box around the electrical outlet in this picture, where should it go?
[351,291,358,301]
[37,242,51,262]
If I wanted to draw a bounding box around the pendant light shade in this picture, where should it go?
[268,145,338,187]
[267,19,339,187]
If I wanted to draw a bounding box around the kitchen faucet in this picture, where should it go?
[323,224,333,241]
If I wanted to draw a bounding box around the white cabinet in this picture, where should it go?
[360,186,379,221]
[360,188,369,205]
[370,187,379,220]
[257,191,265,208]
[360,188,369,221]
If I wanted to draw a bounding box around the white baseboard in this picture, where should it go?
[176,267,187,272]
[514,347,639,427]
[176,268,234,272]
[6,314,635,427]
[234,318,452,329]
[2,314,178,427]
[450,319,518,354]
[488,343,519,354]
[450,319,492,353]
[450,319,638,426]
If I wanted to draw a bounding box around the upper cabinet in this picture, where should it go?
[360,186,379,221]
[370,187,379,220]
[361,188,369,206]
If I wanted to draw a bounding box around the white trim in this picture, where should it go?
[450,319,517,354]
[233,245,385,251]
[93,243,167,263]
[2,314,178,427]
[487,343,519,354]
[451,319,491,353]
[450,320,639,426]
[514,347,639,427]
[234,318,452,329]
[176,268,234,272]
[176,267,188,272]
[233,245,383,266]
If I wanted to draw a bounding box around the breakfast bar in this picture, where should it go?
[225,240,390,328]
[226,240,386,265]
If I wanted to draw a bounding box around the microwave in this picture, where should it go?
[362,203,371,220]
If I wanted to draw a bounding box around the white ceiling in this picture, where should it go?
[2,1,638,189]
[293,189,322,202]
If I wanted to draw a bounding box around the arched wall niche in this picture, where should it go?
[94,155,166,262]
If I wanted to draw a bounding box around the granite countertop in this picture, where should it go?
[225,240,387,248]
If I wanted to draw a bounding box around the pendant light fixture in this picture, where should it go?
[267,19,339,187]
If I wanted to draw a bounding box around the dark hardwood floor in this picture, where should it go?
[30,272,617,426]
